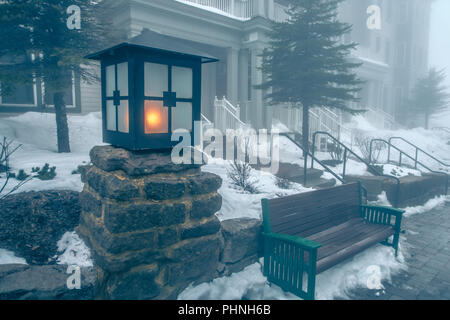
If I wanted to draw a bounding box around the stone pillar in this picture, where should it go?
[77,146,223,300]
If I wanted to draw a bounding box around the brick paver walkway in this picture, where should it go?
[348,201,450,300]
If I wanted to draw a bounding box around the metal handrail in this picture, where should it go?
[388,137,450,169]
[311,131,401,207]
[280,132,368,200]
[371,138,448,195]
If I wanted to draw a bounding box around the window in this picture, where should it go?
[143,62,193,134]
[1,82,35,105]
[104,62,129,133]
[0,72,36,106]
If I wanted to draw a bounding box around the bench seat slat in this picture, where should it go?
[314,223,395,261]
[316,227,395,274]
[274,209,362,237]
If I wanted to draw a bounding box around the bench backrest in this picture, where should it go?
[262,182,362,238]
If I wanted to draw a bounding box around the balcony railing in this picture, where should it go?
[178,0,255,19]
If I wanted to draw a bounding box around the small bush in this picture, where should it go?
[227,160,259,194]
[35,163,57,181]
[354,134,385,164]
[16,169,30,181]
[276,176,292,190]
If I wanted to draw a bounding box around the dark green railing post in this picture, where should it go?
[304,153,308,186]
[387,144,391,164]
[343,148,348,179]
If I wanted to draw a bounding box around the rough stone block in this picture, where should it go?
[77,225,159,273]
[187,172,222,195]
[143,177,186,200]
[221,218,263,264]
[157,227,179,249]
[105,264,160,300]
[180,217,221,240]
[103,202,186,233]
[0,264,96,300]
[79,212,156,255]
[166,236,221,286]
[191,193,222,220]
[79,191,102,218]
[85,168,139,201]
[89,145,202,177]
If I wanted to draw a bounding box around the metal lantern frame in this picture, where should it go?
[86,30,218,151]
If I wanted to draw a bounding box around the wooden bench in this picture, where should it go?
[261,182,404,300]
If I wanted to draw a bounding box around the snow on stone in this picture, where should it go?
[56,231,93,267]
[0,112,103,194]
[0,248,27,265]
[382,164,422,178]
[179,244,407,300]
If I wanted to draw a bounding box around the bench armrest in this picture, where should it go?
[361,205,404,228]
[262,232,322,250]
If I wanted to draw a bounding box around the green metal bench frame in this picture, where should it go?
[261,184,404,300]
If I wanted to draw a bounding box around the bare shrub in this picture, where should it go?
[0,137,32,200]
[353,135,385,164]
[227,160,259,194]
[275,176,292,190]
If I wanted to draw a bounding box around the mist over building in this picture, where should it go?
[0,0,435,130]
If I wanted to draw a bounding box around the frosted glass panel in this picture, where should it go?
[106,100,116,131]
[118,100,129,133]
[172,66,192,99]
[172,102,192,132]
[144,100,168,134]
[106,65,115,97]
[144,63,168,97]
[117,62,128,97]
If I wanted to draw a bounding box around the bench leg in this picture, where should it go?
[306,250,318,300]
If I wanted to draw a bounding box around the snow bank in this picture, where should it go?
[56,232,93,267]
[179,244,407,300]
[202,157,313,221]
[403,195,449,217]
[0,112,103,194]
[0,248,27,265]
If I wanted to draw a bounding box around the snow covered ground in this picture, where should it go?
[0,112,103,194]
[0,109,449,298]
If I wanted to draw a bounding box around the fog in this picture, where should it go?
[429,0,450,90]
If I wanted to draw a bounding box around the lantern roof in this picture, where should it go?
[85,29,219,64]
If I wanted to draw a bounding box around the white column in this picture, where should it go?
[227,47,239,105]
[250,47,265,129]
[238,49,249,121]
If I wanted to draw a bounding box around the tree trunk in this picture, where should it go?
[54,92,71,153]
[302,104,310,156]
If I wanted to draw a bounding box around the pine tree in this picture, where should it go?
[0,0,122,152]
[258,0,363,152]
[409,68,449,129]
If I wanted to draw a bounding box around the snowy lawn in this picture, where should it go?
[0,112,103,194]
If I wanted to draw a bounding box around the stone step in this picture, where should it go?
[305,177,337,189]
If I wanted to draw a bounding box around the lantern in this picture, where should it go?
[86,29,218,151]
